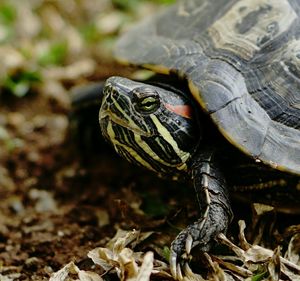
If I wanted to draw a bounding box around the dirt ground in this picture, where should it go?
[1,1,300,280]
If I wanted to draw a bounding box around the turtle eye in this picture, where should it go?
[137,96,160,113]
[133,88,160,114]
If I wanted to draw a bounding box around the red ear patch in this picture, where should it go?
[165,103,193,119]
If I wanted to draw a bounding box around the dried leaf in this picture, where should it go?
[50,261,104,281]
[119,248,139,280]
[267,247,281,281]
[49,262,79,281]
[217,221,300,280]
[285,234,300,265]
[88,247,115,271]
[205,253,226,281]
[252,203,274,217]
[135,251,153,281]
[107,229,140,252]
[78,270,103,281]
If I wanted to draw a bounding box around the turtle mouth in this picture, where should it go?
[99,95,152,137]
[99,79,154,138]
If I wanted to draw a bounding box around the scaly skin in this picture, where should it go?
[170,149,233,279]
[73,78,233,280]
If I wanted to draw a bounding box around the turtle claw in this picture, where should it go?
[177,262,184,281]
[170,251,178,279]
[185,234,193,255]
[169,234,194,280]
[183,262,193,276]
[169,251,184,281]
[169,213,229,279]
[168,156,232,279]
[170,247,195,280]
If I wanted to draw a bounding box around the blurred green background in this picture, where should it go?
[0,0,175,97]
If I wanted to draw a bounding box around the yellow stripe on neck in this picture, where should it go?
[150,115,189,171]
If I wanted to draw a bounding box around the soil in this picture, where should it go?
[0,1,300,280]
[1,62,300,280]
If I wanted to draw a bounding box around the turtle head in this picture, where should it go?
[99,76,200,177]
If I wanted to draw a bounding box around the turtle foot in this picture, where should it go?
[169,148,233,279]
[170,232,194,280]
[169,207,230,280]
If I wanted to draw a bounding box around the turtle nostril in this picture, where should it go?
[110,89,115,97]
[104,84,112,94]
[103,85,119,99]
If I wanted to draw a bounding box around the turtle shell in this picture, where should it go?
[115,0,300,175]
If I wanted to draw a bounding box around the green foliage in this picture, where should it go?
[112,0,175,11]
[153,0,176,3]
[38,41,68,66]
[252,271,267,281]
[141,192,169,217]
[0,0,174,97]
[162,246,170,261]
[112,0,143,10]
[3,70,41,97]
[0,3,16,42]
[0,3,16,24]
[80,23,101,43]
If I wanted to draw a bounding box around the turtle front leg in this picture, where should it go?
[170,149,233,279]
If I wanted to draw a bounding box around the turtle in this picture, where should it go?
[72,0,300,278]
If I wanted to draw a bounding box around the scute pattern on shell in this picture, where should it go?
[115,0,300,175]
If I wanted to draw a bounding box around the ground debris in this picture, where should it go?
[49,261,103,281]
[51,229,171,281]
[215,220,300,281]
[49,219,300,281]
[1,0,300,280]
